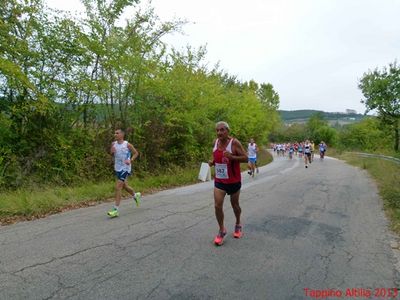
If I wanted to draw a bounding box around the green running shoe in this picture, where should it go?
[134,192,141,207]
[107,208,119,218]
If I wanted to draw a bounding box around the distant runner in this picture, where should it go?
[304,140,312,168]
[247,138,259,177]
[319,141,327,159]
[288,143,294,160]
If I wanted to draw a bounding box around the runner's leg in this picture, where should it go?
[115,180,124,206]
[230,190,241,225]
[214,187,226,231]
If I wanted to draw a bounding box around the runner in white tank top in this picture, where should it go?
[247,138,259,177]
[113,140,132,173]
[107,128,141,218]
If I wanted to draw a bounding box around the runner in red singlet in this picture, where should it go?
[208,121,248,246]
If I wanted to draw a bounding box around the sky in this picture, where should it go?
[46,0,400,113]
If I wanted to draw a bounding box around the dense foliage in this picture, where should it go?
[0,0,280,189]
[359,61,400,151]
[338,118,393,152]
[270,113,338,146]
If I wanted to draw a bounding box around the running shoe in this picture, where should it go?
[107,207,119,218]
[214,229,227,246]
[233,224,243,238]
[134,192,141,207]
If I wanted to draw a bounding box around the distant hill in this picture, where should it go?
[279,110,366,125]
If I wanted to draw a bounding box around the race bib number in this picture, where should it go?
[215,163,229,179]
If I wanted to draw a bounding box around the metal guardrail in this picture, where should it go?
[349,152,400,164]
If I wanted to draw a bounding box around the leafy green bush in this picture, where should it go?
[338,118,392,152]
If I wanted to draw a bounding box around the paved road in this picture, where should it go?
[1,155,399,299]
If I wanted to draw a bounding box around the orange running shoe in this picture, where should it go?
[214,229,227,246]
[233,224,243,238]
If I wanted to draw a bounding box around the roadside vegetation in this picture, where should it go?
[0,165,198,224]
[0,0,279,223]
[0,148,272,224]
[0,0,280,190]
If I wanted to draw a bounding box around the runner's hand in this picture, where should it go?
[223,151,233,159]
[111,145,116,154]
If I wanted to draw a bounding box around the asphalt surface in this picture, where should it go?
[0,154,399,299]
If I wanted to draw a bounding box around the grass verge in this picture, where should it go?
[0,148,272,225]
[331,150,400,234]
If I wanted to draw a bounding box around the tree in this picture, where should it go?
[269,123,307,143]
[306,112,327,133]
[257,83,280,110]
[339,117,391,151]
[306,113,337,146]
[0,0,282,189]
[359,61,400,151]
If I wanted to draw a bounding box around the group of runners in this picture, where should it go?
[107,122,326,246]
[272,141,327,168]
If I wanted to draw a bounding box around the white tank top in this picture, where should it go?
[114,141,131,172]
[248,143,257,158]
[213,138,233,153]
